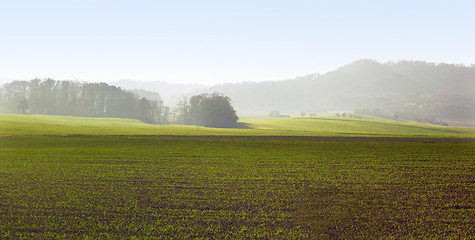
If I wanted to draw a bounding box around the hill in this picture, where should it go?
[195,60,475,122]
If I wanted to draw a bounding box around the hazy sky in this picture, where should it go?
[1,0,474,84]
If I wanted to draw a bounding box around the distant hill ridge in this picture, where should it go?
[114,60,474,121]
[5,59,472,123]
[189,59,474,122]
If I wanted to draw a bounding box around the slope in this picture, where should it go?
[194,60,475,121]
[1,114,474,138]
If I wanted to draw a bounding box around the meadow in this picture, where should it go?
[1,114,474,238]
[1,114,474,137]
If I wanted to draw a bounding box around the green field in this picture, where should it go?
[1,114,474,238]
[1,114,474,137]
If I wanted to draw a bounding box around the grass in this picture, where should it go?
[1,114,474,238]
[1,114,474,138]
[249,117,475,137]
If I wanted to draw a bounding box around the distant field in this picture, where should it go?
[249,117,475,138]
[1,114,474,238]
[1,114,474,138]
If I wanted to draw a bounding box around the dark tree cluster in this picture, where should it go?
[0,79,168,124]
[173,93,238,128]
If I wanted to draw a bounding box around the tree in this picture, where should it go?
[189,94,206,125]
[160,106,170,124]
[198,93,238,128]
[136,97,153,123]
[175,93,238,128]
[17,99,29,114]
[173,97,191,124]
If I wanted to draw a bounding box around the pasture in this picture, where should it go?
[1,114,474,137]
[1,114,474,238]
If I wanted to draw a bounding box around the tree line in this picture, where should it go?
[0,79,239,127]
[0,79,168,124]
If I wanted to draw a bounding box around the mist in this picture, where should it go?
[109,60,475,125]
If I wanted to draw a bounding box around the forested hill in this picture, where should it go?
[0,79,169,124]
[194,60,475,122]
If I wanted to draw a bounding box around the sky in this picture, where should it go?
[1,0,474,85]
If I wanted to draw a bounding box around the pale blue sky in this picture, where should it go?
[1,0,474,84]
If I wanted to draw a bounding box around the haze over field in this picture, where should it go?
[113,60,475,121]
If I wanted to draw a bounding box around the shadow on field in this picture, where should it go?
[236,122,254,129]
